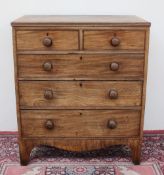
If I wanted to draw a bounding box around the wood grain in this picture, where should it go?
[19,137,140,165]
[11,15,150,27]
[19,81,142,109]
[18,54,144,80]
[140,29,150,141]
[16,30,79,51]
[21,110,140,138]
[12,28,23,139]
[84,30,145,50]
[12,15,150,165]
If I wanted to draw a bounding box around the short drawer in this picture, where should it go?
[84,30,145,50]
[21,110,140,138]
[16,30,79,51]
[19,81,142,109]
[18,54,144,80]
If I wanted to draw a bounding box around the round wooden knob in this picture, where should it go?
[43,62,53,71]
[110,62,119,71]
[43,37,52,47]
[108,120,117,129]
[44,90,53,100]
[45,120,54,130]
[111,37,120,47]
[109,89,118,99]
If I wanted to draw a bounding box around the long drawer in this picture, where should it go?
[16,30,79,51]
[19,81,142,109]
[84,30,145,50]
[21,110,141,138]
[18,54,144,80]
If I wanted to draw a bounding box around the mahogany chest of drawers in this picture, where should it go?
[12,15,150,165]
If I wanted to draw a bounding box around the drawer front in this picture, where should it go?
[19,81,142,109]
[84,30,145,50]
[16,30,79,51]
[21,110,140,138]
[18,54,144,80]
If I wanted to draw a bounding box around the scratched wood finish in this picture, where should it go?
[19,81,142,109]
[16,30,79,51]
[21,110,140,138]
[18,54,144,80]
[84,30,145,50]
[12,15,150,165]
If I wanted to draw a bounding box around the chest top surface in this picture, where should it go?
[11,15,150,27]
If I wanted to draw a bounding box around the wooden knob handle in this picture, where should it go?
[45,120,54,130]
[108,120,117,129]
[111,37,120,47]
[43,37,52,47]
[43,62,53,71]
[44,90,53,100]
[109,89,118,99]
[110,62,119,71]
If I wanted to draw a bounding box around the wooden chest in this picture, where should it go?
[12,15,150,165]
